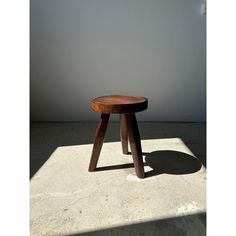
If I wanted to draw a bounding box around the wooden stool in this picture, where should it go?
[88,95,148,179]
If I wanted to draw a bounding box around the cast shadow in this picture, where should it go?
[144,150,202,177]
[96,163,134,171]
[95,150,202,178]
[65,212,206,236]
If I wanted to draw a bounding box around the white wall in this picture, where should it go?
[30,0,206,121]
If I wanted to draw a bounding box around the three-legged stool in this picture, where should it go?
[88,95,148,178]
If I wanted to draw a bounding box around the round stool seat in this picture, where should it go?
[91,95,148,114]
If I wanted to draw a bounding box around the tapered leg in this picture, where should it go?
[126,113,145,178]
[120,114,129,154]
[88,113,110,172]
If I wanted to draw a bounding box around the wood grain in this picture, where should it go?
[120,114,129,154]
[126,113,145,178]
[88,113,110,172]
[91,95,148,114]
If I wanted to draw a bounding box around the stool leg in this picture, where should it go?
[120,114,129,154]
[88,113,110,172]
[126,113,145,178]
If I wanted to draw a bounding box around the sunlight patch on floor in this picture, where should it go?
[30,138,206,236]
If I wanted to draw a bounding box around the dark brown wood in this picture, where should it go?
[88,113,110,172]
[89,95,147,179]
[91,95,148,114]
[126,113,145,178]
[120,114,129,154]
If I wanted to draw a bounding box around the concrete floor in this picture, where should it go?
[30,122,206,236]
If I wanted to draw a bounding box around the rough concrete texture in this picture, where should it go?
[30,123,206,236]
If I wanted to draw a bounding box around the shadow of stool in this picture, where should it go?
[144,150,202,177]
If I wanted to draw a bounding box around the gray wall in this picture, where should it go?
[30,0,206,122]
